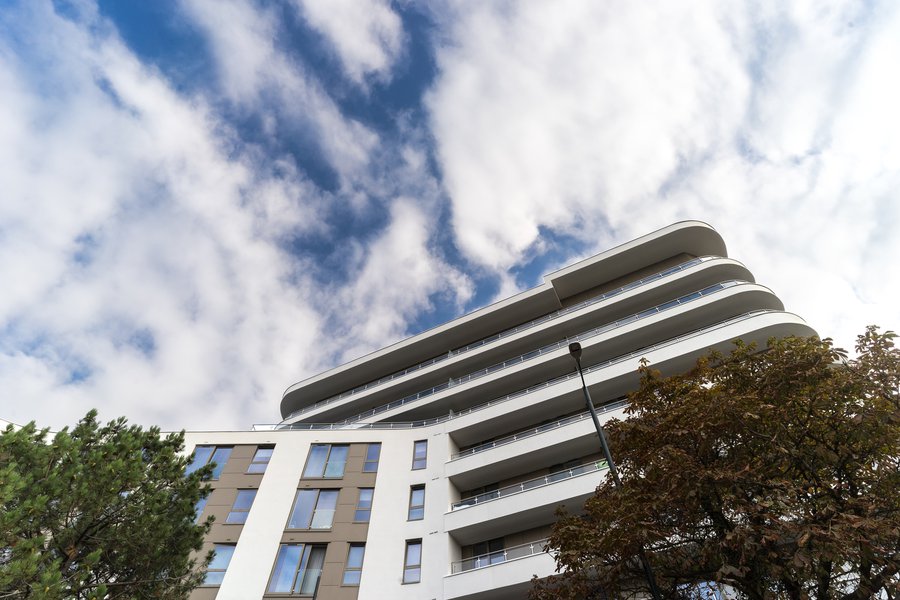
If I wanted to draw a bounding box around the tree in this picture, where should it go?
[533,327,900,600]
[0,411,213,599]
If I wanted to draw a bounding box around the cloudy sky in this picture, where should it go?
[2,0,898,431]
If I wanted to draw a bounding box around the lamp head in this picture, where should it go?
[568,342,583,360]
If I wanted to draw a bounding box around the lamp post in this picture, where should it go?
[568,342,663,600]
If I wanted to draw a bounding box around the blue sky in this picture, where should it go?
[1,0,899,430]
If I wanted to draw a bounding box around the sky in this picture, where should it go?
[1,0,898,431]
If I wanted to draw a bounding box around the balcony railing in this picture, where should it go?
[332,281,740,424]
[253,309,779,431]
[450,460,608,511]
[450,538,549,574]
[450,399,628,460]
[283,256,717,420]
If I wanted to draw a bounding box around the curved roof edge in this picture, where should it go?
[546,221,726,300]
[280,221,727,419]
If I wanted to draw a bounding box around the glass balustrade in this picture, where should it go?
[283,256,718,419]
[450,538,549,574]
[450,460,608,511]
[253,309,777,431]
[332,280,740,424]
[449,399,628,460]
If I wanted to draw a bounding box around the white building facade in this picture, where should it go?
[185,221,816,600]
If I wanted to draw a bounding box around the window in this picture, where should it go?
[303,444,349,478]
[288,489,339,529]
[403,540,422,583]
[472,537,505,567]
[363,443,381,472]
[342,544,365,586]
[408,485,425,521]
[247,446,273,473]
[204,544,235,585]
[354,488,373,522]
[225,489,257,524]
[412,440,427,470]
[268,544,326,594]
[186,445,232,479]
[194,497,208,523]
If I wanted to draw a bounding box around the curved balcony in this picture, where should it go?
[282,256,719,421]
[254,308,802,431]
[451,538,549,573]
[451,460,608,511]
[449,400,628,461]
[329,280,742,424]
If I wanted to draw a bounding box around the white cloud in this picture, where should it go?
[0,2,325,430]
[325,196,472,363]
[178,0,378,178]
[292,0,404,86]
[426,0,900,349]
[0,0,473,432]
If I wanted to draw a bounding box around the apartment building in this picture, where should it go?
[185,221,815,600]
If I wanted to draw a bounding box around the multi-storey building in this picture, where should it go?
[185,221,815,600]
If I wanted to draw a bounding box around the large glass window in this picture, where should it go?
[268,544,326,594]
[342,544,365,586]
[288,489,339,529]
[408,485,425,521]
[303,444,349,478]
[247,446,274,473]
[354,488,373,523]
[412,440,427,470]
[363,443,381,473]
[204,544,235,585]
[225,489,257,524]
[186,445,232,479]
[403,540,422,583]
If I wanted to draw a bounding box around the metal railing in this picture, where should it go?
[332,280,740,424]
[450,460,608,511]
[450,399,628,460]
[283,256,716,420]
[450,538,549,574]
[253,309,777,431]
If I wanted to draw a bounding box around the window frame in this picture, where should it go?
[363,443,381,473]
[247,446,274,474]
[225,489,257,525]
[186,445,233,480]
[411,440,427,470]
[267,543,327,594]
[203,543,235,586]
[302,444,350,478]
[287,488,340,530]
[403,540,422,584]
[407,485,425,521]
[342,543,366,586]
[354,488,373,523]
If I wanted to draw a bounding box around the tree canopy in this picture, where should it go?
[533,327,900,600]
[0,411,212,599]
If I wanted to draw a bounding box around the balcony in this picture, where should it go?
[451,461,607,511]
[452,538,549,573]
[445,462,608,545]
[326,281,744,424]
[282,256,727,421]
[445,539,556,599]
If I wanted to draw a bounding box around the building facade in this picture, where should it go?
[185,221,815,600]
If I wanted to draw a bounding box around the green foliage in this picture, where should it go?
[0,411,213,599]
[533,327,900,600]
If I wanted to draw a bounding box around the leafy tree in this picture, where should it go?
[533,327,900,600]
[0,411,213,599]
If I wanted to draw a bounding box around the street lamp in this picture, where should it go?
[568,341,663,600]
